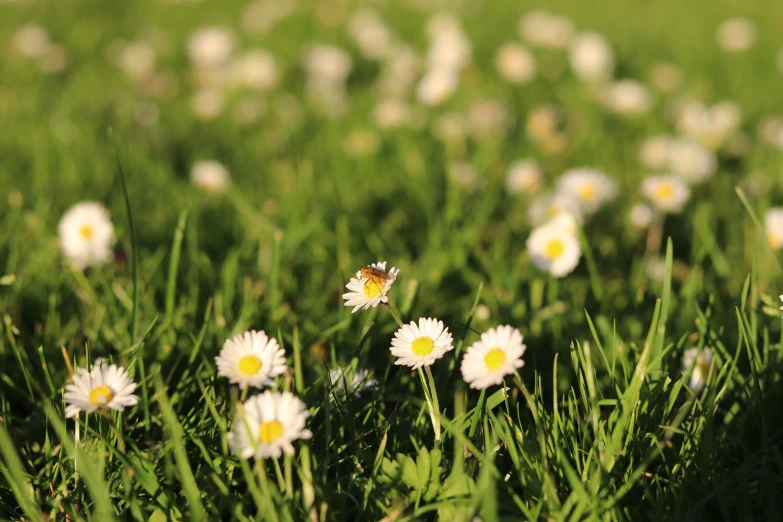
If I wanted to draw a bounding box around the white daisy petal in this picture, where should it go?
[230,391,311,460]
[58,202,116,270]
[214,330,288,390]
[62,360,139,418]
[461,326,527,390]
[389,317,454,370]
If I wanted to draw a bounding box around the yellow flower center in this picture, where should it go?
[238,355,262,376]
[578,185,596,201]
[767,233,781,249]
[363,279,383,298]
[545,239,565,259]
[484,348,506,371]
[88,385,113,405]
[258,420,284,443]
[411,336,434,356]
[654,184,673,201]
[80,225,94,239]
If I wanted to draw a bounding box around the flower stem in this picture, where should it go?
[418,367,440,444]
[382,302,405,328]
[103,411,126,454]
[424,366,441,445]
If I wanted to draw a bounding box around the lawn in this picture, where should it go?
[1,0,783,520]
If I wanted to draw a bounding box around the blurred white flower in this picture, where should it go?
[329,368,377,397]
[119,41,157,81]
[376,43,421,96]
[668,139,716,184]
[187,26,235,67]
[765,208,783,250]
[348,9,393,60]
[629,203,654,230]
[302,44,352,83]
[229,50,279,91]
[757,116,783,149]
[372,98,411,129]
[716,17,756,53]
[494,42,536,84]
[417,68,458,106]
[39,43,69,74]
[505,160,542,195]
[58,202,116,270]
[230,391,311,460]
[543,211,580,236]
[427,29,472,72]
[600,80,652,116]
[527,222,582,277]
[518,10,575,50]
[641,175,691,214]
[191,160,230,193]
[569,32,614,83]
[241,0,297,34]
[681,347,713,392]
[12,25,50,58]
[640,135,673,171]
[190,88,225,120]
[342,129,381,157]
[555,168,617,215]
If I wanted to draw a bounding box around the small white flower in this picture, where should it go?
[372,98,411,129]
[555,168,617,215]
[230,391,312,460]
[629,203,654,230]
[191,160,229,193]
[302,44,352,83]
[215,330,287,390]
[668,139,716,184]
[427,25,472,72]
[416,68,458,106]
[342,261,399,313]
[329,368,377,397]
[641,175,691,214]
[390,317,454,370]
[526,223,582,277]
[348,10,393,60]
[716,18,756,53]
[460,325,526,389]
[468,99,509,138]
[187,26,235,68]
[118,41,156,81]
[600,80,651,116]
[229,50,279,91]
[568,32,614,83]
[505,160,542,195]
[543,211,580,236]
[448,161,478,190]
[64,360,138,418]
[494,42,536,84]
[639,135,673,171]
[765,208,783,250]
[518,10,575,50]
[681,347,713,392]
[12,25,50,58]
[58,202,116,270]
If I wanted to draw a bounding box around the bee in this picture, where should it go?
[358,266,391,293]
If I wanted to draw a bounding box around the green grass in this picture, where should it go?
[2,0,783,520]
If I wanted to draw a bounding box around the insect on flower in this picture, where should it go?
[358,265,392,291]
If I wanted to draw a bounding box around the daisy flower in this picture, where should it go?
[328,367,378,397]
[230,391,312,460]
[461,325,526,389]
[668,139,716,184]
[64,360,138,418]
[390,317,454,370]
[629,203,654,230]
[494,42,536,84]
[526,222,582,277]
[641,175,691,214]
[600,80,652,116]
[555,168,617,215]
[527,192,583,226]
[191,160,229,193]
[681,347,713,392]
[215,330,287,390]
[416,68,459,107]
[568,32,614,83]
[342,261,400,313]
[765,208,783,250]
[716,17,756,53]
[58,202,116,270]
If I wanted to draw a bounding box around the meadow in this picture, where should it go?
[1,0,783,520]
